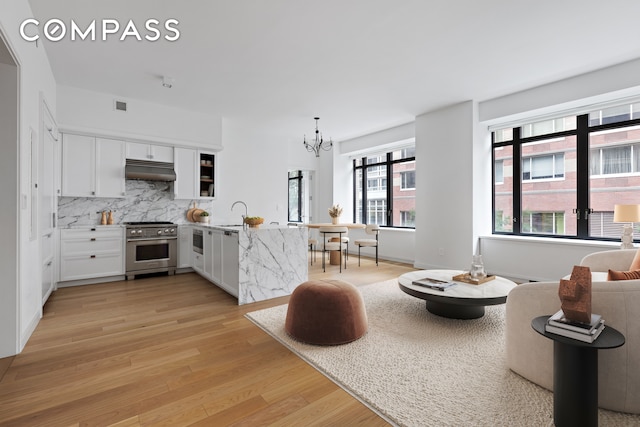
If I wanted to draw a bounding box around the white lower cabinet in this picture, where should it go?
[192,251,204,274]
[177,226,192,268]
[211,229,223,285]
[204,229,213,280]
[189,226,239,299]
[221,231,239,297]
[60,227,124,282]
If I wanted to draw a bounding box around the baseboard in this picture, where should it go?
[57,275,126,287]
[19,309,41,354]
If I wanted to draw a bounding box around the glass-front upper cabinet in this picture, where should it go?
[199,152,215,198]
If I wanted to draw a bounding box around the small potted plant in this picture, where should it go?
[244,216,264,228]
[328,204,343,224]
[198,211,210,224]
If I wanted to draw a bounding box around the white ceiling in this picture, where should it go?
[26,0,640,142]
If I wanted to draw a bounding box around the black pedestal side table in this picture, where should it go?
[532,316,625,427]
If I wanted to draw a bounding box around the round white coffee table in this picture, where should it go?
[398,269,517,319]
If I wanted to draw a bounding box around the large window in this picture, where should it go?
[492,101,640,241]
[353,146,415,228]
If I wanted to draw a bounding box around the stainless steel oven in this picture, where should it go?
[125,222,177,280]
[193,228,203,254]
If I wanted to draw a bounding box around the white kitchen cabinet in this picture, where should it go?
[204,229,214,280]
[126,142,174,163]
[202,228,223,282]
[174,149,216,200]
[190,226,238,298]
[177,225,192,268]
[61,134,94,197]
[221,231,239,297]
[174,147,198,199]
[197,151,216,199]
[95,138,126,197]
[42,256,55,304]
[211,229,223,285]
[61,134,125,198]
[41,230,55,302]
[60,227,124,282]
[192,251,204,274]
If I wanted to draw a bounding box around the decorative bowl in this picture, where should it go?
[244,217,264,228]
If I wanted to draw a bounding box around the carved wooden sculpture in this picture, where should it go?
[558,265,592,324]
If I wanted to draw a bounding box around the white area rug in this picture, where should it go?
[246,279,640,427]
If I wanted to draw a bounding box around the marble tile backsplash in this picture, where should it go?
[58,180,213,227]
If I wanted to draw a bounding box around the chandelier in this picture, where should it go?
[303,117,333,157]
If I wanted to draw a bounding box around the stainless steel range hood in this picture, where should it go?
[125,159,176,181]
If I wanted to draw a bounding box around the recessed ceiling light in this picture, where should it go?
[162,76,174,88]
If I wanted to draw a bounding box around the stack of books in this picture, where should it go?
[412,277,457,291]
[545,310,605,343]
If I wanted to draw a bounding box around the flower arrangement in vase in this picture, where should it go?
[328,204,343,224]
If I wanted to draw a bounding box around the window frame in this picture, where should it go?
[353,148,416,228]
[287,170,303,223]
[492,109,640,241]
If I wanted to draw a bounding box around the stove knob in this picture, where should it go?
[164,228,170,233]
[137,229,143,235]
[157,230,163,235]
[170,228,176,233]
[130,230,136,235]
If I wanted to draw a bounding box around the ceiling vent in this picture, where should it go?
[114,100,127,112]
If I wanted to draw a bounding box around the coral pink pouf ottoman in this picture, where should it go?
[285,279,368,345]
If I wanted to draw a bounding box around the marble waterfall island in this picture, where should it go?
[238,226,308,305]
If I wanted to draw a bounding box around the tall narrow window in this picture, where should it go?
[288,170,303,223]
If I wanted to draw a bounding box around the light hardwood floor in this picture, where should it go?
[0,254,418,426]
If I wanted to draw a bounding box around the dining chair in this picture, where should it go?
[318,226,348,272]
[354,224,381,266]
[307,227,318,265]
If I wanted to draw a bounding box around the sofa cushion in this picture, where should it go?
[608,269,640,281]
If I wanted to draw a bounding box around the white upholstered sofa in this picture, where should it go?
[506,249,640,414]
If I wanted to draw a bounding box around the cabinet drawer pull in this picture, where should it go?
[90,228,96,231]
[90,238,96,241]
[90,255,96,259]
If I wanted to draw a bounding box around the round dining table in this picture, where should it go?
[304,223,366,265]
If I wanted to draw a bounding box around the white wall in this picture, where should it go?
[480,58,640,124]
[209,119,294,225]
[57,85,222,150]
[480,236,620,282]
[1,0,58,357]
[414,101,476,270]
[340,122,414,156]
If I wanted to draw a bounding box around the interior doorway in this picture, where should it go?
[288,169,315,223]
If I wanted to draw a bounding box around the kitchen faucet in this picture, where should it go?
[231,200,248,229]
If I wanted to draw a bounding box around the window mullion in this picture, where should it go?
[386,152,392,226]
[361,157,369,224]
[513,128,522,234]
[576,114,590,238]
